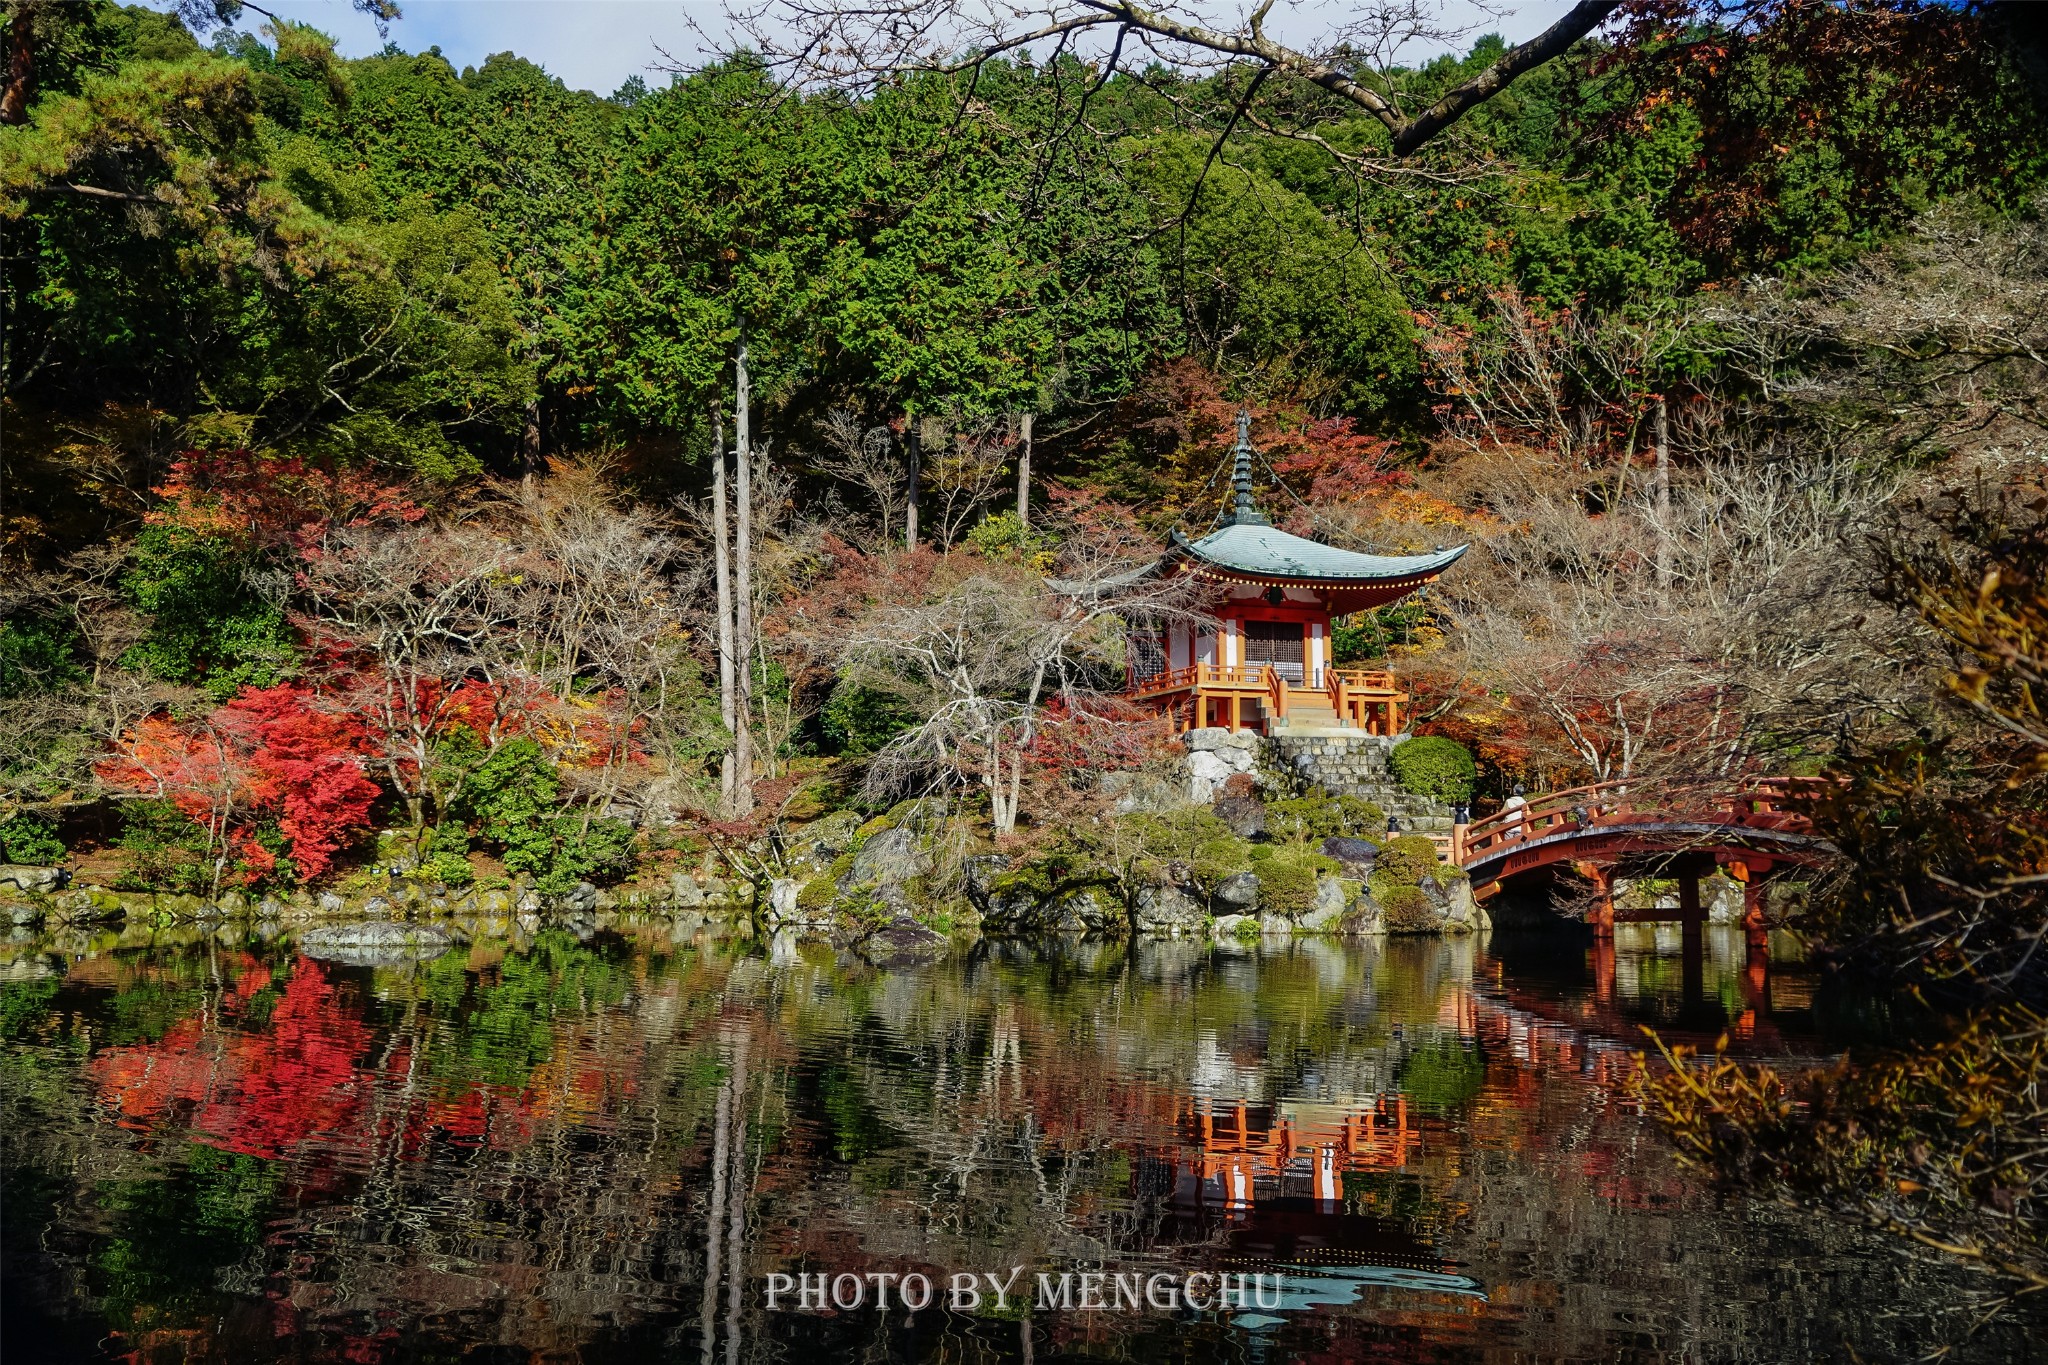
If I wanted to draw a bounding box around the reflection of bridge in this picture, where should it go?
[1454,777,1832,967]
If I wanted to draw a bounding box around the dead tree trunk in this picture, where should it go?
[1016,411,1033,529]
[711,405,738,813]
[904,417,921,550]
[731,341,756,815]
[521,399,541,482]
[1652,395,1672,603]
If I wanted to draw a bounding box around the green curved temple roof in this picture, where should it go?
[1174,525,1468,582]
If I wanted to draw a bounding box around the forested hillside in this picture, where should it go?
[2,0,2045,872]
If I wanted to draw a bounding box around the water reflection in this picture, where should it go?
[0,925,2032,1362]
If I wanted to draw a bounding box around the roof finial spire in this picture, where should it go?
[1228,409,1267,527]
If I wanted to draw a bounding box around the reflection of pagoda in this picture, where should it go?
[1172,1095,1416,1211]
[1141,1094,1486,1306]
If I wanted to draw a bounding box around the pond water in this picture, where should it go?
[2,924,2039,1363]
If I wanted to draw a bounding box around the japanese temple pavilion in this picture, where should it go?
[1125,414,1466,737]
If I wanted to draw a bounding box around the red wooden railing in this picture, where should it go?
[1326,667,1404,736]
[1128,662,1273,700]
[1455,776,1825,866]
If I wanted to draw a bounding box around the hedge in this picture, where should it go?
[1389,736,1476,802]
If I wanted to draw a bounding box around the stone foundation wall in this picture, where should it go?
[1174,730,1458,833]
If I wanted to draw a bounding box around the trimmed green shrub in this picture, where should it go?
[1265,794,1386,843]
[1398,1039,1486,1111]
[1379,883,1438,933]
[1376,834,1443,885]
[450,739,636,893]
[1254,850,1339,916]
[422,852,475,887]
[0,812,64,864]
[1123,808,1253,887]
[1389,736,1476,802]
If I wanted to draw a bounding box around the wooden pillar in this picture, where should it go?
[1228,694,1241,732]
[1577,860,1615,941]
[1387,694,1400,735]
[1742,878,1768,958]
[1679,871,1705,1007]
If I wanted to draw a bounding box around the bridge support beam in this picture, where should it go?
[1574,860,1615,941]
[1742,880,1768,957]
[1679,872,1705,1007]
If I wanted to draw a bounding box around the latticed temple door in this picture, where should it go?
[1244,620,1305,682]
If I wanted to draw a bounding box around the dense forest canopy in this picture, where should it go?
[8,0,2042,535]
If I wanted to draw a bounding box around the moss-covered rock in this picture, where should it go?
[1253,849,1340,917]
[1265,794,1385,843]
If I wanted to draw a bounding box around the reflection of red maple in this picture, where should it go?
[92,961,373,1160]
[87,956,625,1186]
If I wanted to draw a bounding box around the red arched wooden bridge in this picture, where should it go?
[1452,777,1834,954]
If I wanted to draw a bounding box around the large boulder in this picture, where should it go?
[297,920,453,966]
[1212,795,1267,840]
[1056,888,1123,934]
[1320,837,1380,876]
[1441,873,1489,934]
[1180,729,1261,801]
[1211,913,1254,940]
[1298,877,1351,932]
[1342,889,1386,937]
[1185,749,1235,801]
[1101,771,1190,816]
[767,877,803,924]
[1211,871,1261,913]
[0,865,66,893]
[786,810,864,873]
[1135,882,1206,935]
[1704,872,1745,925]
[859,916,949,968]
[846,826,932,891]
[670,871,706,907]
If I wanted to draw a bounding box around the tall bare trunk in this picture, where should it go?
[711,405,737,813]
[697,1047,731,1365]
[1652,396,1672,603]
[521,399,541,483]
[904,417,921,550]
[722,1032,750,1365]
[1016,411,1033,528]
[731,341,756,815]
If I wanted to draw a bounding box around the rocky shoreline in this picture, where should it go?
[2,729,1506,963]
